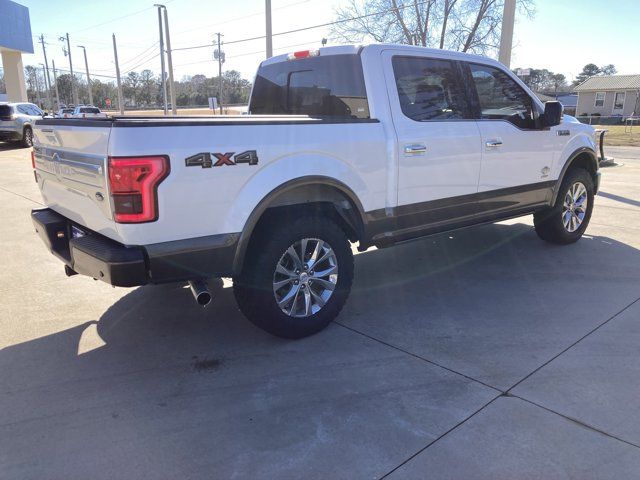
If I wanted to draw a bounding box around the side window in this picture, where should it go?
[594,92,605,107]
[17,105,29,114]
[27,105,43,116]
[470,63,536,129]
[392,56,470,121]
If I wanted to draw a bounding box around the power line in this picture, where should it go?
[171,38,339,70]
[121,52,160,75]
[171,0,311,37]
[119,42,159,69]
[50,66,117,80]
[172,0,431,52]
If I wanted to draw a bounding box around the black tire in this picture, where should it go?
[21,126,33,148]
[534,168,594,244]
[233,214,354,339]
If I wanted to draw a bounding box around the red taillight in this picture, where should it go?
[108,156,170,223]
[287,49,319,60]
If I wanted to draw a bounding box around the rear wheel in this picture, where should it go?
[233,215,354,339]
[534,168,594,244]
[21,126,33,148]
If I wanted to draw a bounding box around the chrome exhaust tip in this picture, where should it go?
[189,280,212,307]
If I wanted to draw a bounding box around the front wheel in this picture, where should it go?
[233,215,354,339]
[534,168,594,244]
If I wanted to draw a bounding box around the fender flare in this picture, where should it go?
[550,147,598,205]
[232,175,367,275]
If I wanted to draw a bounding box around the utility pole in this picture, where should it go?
[112,34,125,115]
[40,64,52,112]
[498,0,516,68]
[155,4,176,115]
[155,5,168,114]
[33,70,42,108]
[265,0,273,59]
[39,35,53,107]
[215,33,224,115]
[52,59,60,109]
[78,46,93,105]
[60,33,78,105]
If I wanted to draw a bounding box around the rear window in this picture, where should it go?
[62,108,74,113]
[249,54,370,119]
[80,107,100,114]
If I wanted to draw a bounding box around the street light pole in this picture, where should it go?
[265,0,273,59]
[51,59,61,109]
[60,33,78,105]
[40,64,52,112]
[78,46,93,105]
[156,4,176,115]
[39,35,53,109]
[216,32,224,115]
[112,34,125,115]
[155,5,168,115]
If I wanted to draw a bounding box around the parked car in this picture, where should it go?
[56,107,75,118]
[0,102,44,147]
[30,44,600,339]
[71,106,107,118]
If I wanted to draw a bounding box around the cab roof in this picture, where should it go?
[260,43,505,70]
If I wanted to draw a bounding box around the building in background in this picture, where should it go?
[0,0,33,102]
[574,75,640,118]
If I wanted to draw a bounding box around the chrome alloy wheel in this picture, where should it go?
[273,238,338,318]
[562,181,588,233]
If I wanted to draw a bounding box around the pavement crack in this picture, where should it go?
[513,395,640,450]
[378,394,502,479]
[334,321,503,393]
[0,185,44,206]
[506,295,640,393]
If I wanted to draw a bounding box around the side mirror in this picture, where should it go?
[543,101,563,127]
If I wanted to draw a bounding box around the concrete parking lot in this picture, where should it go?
[1,143,640,479]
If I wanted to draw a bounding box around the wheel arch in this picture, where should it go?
[232,176,367,276]
[551,147,598,205]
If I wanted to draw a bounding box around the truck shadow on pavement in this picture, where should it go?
[0,142,27,151]
[3,222,640,478]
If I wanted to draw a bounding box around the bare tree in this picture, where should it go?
[439,0,458,49]
[332,0,534,56]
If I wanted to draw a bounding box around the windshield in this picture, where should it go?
[80,107,100,114]
[250,54,370,119]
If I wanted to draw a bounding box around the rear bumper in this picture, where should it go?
[0,128,22,141]
[31,208,239,287]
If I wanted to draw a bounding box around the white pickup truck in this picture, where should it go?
[31,44,599,339]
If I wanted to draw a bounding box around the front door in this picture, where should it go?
[466,63,558,215]
[382,51,482,233]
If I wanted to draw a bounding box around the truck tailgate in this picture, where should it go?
[32,122,120,240]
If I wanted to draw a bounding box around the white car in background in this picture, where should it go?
[71,106,107,118]
[56,107,74,118]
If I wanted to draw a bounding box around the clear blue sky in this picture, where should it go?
[16,0,640,83]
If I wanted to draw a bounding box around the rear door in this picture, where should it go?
[465,62,558,214]
[382,50,482,230]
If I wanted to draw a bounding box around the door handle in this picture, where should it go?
[485,139,503,148]
[404,143,427,155]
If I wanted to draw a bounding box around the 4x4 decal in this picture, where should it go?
[185,150,258,168]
